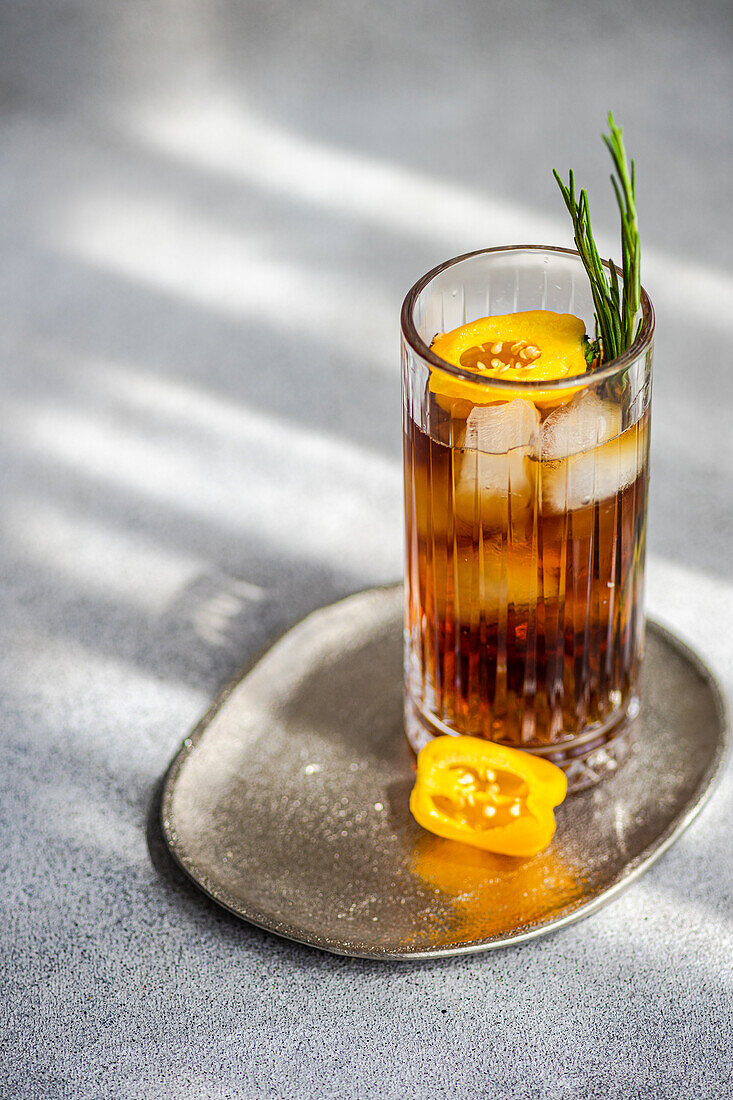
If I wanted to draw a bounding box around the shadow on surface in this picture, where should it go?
[1,247,401,461]
[275,604,405,764]
[146,773,273,945]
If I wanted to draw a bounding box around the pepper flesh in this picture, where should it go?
[429,309,587,408]
[410,736,567,857]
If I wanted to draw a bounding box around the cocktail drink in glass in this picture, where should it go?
[402,247,654,791]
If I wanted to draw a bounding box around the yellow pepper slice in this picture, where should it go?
[429,310,588,409]
[410,735,567,857]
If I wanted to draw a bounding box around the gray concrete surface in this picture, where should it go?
[1,2,732,1097]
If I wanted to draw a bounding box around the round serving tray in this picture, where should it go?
[161,585,728,960]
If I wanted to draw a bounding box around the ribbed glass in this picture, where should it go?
[401,247,654,791]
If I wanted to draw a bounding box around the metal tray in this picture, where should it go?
[161,585,728,959]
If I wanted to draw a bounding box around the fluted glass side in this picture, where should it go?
[401,247,654,791]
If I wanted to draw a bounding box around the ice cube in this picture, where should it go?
[455,400,540,530]
[455,450,535,530]
[434,540,551,618]
[540,392,622,461]
[464,399,541,455]
[540,422,647,514]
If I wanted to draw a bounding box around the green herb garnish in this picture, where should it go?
[553,113,641,365]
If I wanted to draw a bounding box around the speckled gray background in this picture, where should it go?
[1,2,732,1097]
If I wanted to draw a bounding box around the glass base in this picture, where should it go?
[404,695,638,793]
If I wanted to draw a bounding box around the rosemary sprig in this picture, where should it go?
[553,113,641,364]
[603,114,641,348]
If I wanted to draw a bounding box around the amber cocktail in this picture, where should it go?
[402,247,654,790]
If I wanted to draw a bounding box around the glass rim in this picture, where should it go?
[400,244,655,391]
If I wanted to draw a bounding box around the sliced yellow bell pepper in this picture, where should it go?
[409,735,567,857]
[429,310,588,409]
